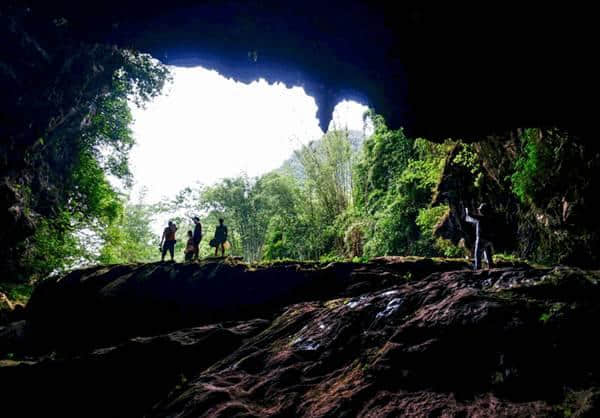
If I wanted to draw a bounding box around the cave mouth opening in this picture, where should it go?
[128,64,372,203]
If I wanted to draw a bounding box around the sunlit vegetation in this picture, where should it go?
[13,51,170,281]
[17,106,476,275]
[18,83,597,284]
[145,112,460,263]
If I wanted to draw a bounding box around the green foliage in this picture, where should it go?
[415,204,462,257]
[344,217,368,258]
[509,127,577,208]
[18,138,125,280]
[351,255,370,263]
[21,216,92,281]
[507,128,600,265]
[318,254,347,263]
[15,52,170,281]
[116,50,172,107]
[201,173,303,261]
[493,253,526,264]
[0,282,33,305]
[68,151,123,223]
[24,102,472,272]
[414,205,459,257]
[539,303,564,323]
[256,114,459,261]
[84,89,135,186]
[416,205,448,237]
[452,143,483,188]
[295,129,354,219]
[202,176,264,261]
[97,192,160,264]
[511,128,551,204]
[355,130,451,257]
[353,111,414,214]
[263,130,358,261]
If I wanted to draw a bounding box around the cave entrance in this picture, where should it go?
[128,65,371,204]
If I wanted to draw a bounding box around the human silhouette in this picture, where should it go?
[160,220,177,262]
[192,216,202,260]
[184,230,194,262]
[465,203,494,270]
[213,218,228,257]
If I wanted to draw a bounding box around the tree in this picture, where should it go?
[200,173,302,261]
[287,129,356,256]
[296,129,354,219]
[353,114,452,257]
[97,190,160,264]
[10,50,170,281]
[353,111,415,215]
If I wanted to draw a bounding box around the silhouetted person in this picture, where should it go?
[160,220,177,262]
[184,230,194,262]
[465,203,494,270]
[192,216,202,260]
[214,218,228,257]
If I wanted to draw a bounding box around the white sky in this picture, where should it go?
[129,65,369,203]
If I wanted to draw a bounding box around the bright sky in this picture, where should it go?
[129,65,369,203]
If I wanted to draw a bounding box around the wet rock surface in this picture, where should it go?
[2,258,600,417]
[0,319,269,417]
[17,257,482,353]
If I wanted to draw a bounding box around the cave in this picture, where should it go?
[4,3,600,417]
[2,2,599,270]
[2,0,599,272]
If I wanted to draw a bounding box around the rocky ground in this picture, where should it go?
[1,257,599,417]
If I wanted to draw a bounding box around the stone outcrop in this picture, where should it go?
[13,258,479,353]
[2,258,599,417]
[433,134,600,267]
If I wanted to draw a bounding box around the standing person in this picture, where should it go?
[160,220,178,262]
[464,203,494,270]
[192,216,202,261]
[213,218,228,257]
[184,230,195,262]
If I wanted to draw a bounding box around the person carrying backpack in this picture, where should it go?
[184,230,195,262]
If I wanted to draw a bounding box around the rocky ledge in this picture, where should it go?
[1,258,599,417]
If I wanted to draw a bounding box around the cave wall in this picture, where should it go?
[22,1,599,140]
[434,131,600,267]
[1,5,148,279]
